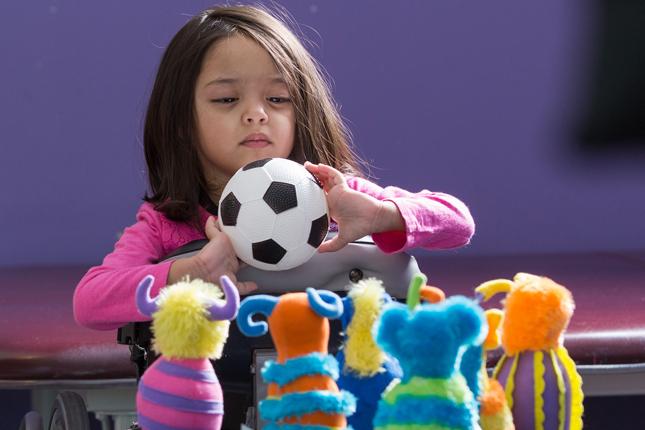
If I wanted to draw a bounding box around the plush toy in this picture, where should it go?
[417,283,514,430]
[134,275,239,430]
[459,309,515,430]
[335,278,402,430]
[475,273,583,430]
[237,288,356,429]
[374,273,487,430]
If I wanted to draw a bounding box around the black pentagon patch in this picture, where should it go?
[308,214,329,248]
[263,182,297,214]
[219,192,241,226]
[252,239,287,265]
[243,158,272,171]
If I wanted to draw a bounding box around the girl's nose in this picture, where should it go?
[243,106,268,124]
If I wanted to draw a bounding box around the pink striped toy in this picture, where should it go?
[134,275,240,430]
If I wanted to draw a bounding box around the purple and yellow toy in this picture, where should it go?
[134,275,240,430]
[476,273,583,430]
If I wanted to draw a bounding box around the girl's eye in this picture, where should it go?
[267,97,291,104]
[212,97,238,104]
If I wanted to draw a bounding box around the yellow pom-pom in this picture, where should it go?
[344,278,386,376]
[151,278,230,359]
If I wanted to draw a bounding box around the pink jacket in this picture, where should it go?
[73,177,474,330]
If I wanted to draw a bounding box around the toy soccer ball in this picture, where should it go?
[218,158,329,271]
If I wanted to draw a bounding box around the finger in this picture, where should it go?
[314,163,343,180]
[204,216,221,240]
[226,272,257,295]
[308,168,335,192]
[305,163,328,189]
[316,165,346,190]
[317,235,347,253]
[304,161,322,173]
[237,281,258,295]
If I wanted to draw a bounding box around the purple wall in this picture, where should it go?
[1,1,644,267]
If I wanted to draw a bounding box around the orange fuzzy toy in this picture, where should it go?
[478,273,574,355]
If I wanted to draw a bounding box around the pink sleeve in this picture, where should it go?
[73,203,173,330]
[347,177,475,253]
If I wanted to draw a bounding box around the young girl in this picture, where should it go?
[73,5,475,331]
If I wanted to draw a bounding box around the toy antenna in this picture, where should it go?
[474,279,513,302]
[237,295,278,337]
[307,288,343,319]
[206,275,240,321]
[406,273,428,310]
[135,275,158,317]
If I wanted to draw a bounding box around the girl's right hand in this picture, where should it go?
[168,216,257,295]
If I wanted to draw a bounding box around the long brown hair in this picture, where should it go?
[144,5,364,225]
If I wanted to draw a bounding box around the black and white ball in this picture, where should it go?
[218,158,329,271]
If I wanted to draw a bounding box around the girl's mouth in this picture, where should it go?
[241,133,271,148]
[242,139,270,148]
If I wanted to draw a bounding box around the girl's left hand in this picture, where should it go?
[304,162,404,252]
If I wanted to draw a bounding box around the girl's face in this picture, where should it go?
[194,34,296,187]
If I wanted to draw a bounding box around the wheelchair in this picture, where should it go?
[20,233,420,430]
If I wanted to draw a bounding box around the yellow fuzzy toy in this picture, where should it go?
[343,278,387,376]
[336,278,401,430]
[151,277,231,359]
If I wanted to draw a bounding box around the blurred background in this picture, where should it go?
[0,0,643,267]
[1,0,644,428]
